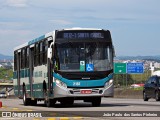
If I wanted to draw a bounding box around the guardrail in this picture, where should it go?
[0,83,13,86]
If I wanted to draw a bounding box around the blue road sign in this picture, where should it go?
[127,63,144,74]
[86,64,94,72]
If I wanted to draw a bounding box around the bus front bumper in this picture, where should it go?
[53,83,114,98]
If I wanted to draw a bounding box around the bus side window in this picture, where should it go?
[37,43,40,66]
[14,51,17,71]
[20,50,22,69]
[34,43,40,66]
[24,48,26,68]
[43,40,48,64]
[39,42,43,65]
[26,47,29,68]
[21,48,25,69]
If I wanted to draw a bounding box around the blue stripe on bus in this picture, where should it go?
[28,35,45,45]
[53,72,113,87]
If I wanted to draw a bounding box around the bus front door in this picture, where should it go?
[48,58,53,95]
[48,41,53,96]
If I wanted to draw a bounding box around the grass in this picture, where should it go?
[114,87,143,99]
[131,87,144,91]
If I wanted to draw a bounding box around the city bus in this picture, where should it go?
[13,28,115,107]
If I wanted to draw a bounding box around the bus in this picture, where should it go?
[13,28,115,107]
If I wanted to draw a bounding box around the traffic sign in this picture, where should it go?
[114,63,127,74]
[127,63,144,74]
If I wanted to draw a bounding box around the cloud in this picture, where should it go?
[111,17,136,22]
[0,29,32,55]
[0,22,25,29]
[0,29,31,37]
[49,19,73,25]
[6,0,28,7]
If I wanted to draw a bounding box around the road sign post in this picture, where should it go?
[114,63,127,87]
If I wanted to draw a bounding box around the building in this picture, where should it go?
[154,62,160,68]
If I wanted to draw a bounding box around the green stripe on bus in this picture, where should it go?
[14,83,51,98]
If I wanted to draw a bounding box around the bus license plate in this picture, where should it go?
[80,90,92,94]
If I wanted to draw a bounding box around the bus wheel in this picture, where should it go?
[23,89,30,106]
[31,100,37,106]
[60,99,67,106]
[92,97,101,107]
[45,99,56,107]
[67,98,74,106]
[60,98,74,106]
[45,99,51,107]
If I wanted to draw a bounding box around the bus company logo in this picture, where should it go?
[2,112,11,117]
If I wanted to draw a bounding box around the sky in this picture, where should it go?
[0,0,160,56]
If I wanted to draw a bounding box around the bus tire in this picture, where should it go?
[60,99,67,106]
[45,99,56,107]
[92,97,101,107]
[31,100,37,106]
[68,99,74,105]
[60,98,74,106]
[45,99,51,107]
[23,88,30,106]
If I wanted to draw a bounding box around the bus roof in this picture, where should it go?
[62,27,103,31]
[14,28,107,51]
[14,31,54,51]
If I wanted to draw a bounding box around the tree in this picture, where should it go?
[114,70,151,87]
[0,68,13,80]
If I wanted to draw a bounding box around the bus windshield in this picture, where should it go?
[55,42,113,72]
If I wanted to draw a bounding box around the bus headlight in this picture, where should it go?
[105,79,113,87]
[55,79,67,88]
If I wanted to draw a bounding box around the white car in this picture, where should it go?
[0,91,7,98]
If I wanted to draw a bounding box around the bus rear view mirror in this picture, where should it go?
[48,48,52,59]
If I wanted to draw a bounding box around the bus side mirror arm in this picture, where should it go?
[113,45,116,57]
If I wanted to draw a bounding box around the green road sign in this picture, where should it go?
[114,63,127,74]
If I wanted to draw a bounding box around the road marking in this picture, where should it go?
[73,117,83,119]
[12,108,19,110]
[49,113,57,116]
[47,118,56,120]
[59,117,70,120]
[11,108,21,111]
[33,118,41,120]
[1,106,7,108]
[26,109,33,111]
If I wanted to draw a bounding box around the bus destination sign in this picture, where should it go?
[63,32,104,39]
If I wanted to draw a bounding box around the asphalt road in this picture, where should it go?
[0,97,160,120]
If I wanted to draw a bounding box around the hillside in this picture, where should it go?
[0,54,13,60]
[1,53,160,61]
[115,55,160,61]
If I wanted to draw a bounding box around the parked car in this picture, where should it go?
[143,75,160,101]
[0,91,7,98]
